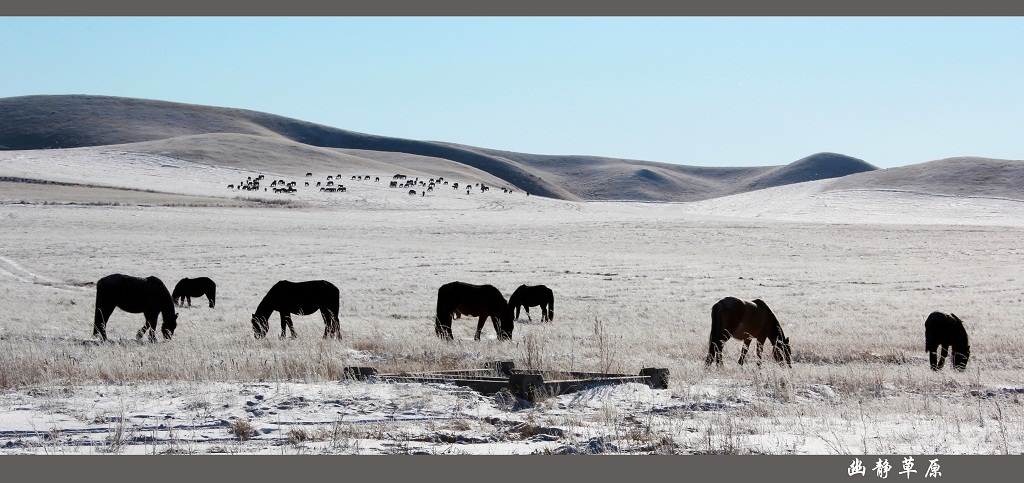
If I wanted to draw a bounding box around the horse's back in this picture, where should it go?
[271,279,338,311]
[713,296,748,316]
[925,311,968,344]
[713,296,769,340]
[925,311,954,330]
[97,273,151,293]
[96,274,167,313]
[512,284,551,303]
[439,281,506,312]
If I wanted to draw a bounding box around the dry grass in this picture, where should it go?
[1,200,1023,454]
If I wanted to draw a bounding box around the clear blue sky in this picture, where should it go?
[2,17,1022,168]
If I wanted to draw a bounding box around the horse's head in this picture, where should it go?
[161,312,178,340]
[772,334,792,367]
[251,314,269,339]
[498,304,515,341]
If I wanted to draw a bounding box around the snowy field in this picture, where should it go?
[0,148,1023,454]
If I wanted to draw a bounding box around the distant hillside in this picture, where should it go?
[825,156,1024,200]
[0,94,882,201]
[736,152,880,195]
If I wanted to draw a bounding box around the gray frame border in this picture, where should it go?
[2,1,1020,482]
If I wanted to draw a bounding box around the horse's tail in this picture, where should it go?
[706,301,723,365]
[93,307,103,337]
[435,286,452,339]
[328,283,341,338]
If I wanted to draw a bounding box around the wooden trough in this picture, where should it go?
[343,362,669,402]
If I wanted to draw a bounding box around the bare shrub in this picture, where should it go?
[228,420,257,441]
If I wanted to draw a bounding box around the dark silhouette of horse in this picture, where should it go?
[705,297,791,367]
[434,281,514,341]
[508,284,554,322]
[925,312,970,371]
[93,274,178,342]
[172,277,216,308]
[251,280,341,340]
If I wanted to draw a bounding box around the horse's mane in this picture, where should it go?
[753,299,785,340]
[147,276,175,315]
[254,281,287,319]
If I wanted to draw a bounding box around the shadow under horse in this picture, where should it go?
[508,284,554,322]
[705,296,791,367]
[172,277,216,308]
[93,273,178,342]
[251,280,341,339]
[435,281,514,341]
[925,311,970,371]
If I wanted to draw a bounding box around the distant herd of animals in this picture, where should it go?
[90,273,971,372]
[226,172,521,197]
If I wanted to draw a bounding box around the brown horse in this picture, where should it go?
[705,297,791,367]
[251,280,341,340]
[434,281,514,341]
[172,277,216,308]
[93,274,178,342]
[508,284,554,322]
[925,311,970,371]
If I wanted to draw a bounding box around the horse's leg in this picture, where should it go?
[321,310,338,339]
[137,312,157,342]
[94,305,110,342]
[474,315,487,341]
[706,337,726,366]
[524,306,532,322]
[186,295,192,307]
[541,305,549,322]
[209,287,216,308]
[952,348,968,371]
[755,339,765,367]
[280,313,296,338]
[435,316,446,338]
[704,339,717,366]
[738,338,752,365]
[936,345,948,369]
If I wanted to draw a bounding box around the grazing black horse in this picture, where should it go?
[93,274,178,342]
[508,284,554,322]
[434,281,514,341]
[251,280,341,340]
[705,297,792,367]
[925,312,970,371]
[172,277,216,308]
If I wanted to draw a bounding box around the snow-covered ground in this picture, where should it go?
[1,148,1023,455]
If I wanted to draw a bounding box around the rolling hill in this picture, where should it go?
[8,94,1018,202]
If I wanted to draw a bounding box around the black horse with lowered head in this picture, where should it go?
[925,311,970,371]
[705,296,791,367]
[93,273,178,342]
[435,281,514,341]
[172,277,216,308]
[251,280,341,339]
[508,284,554,322]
